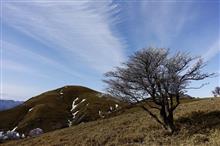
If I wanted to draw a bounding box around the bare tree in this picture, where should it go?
[212,86,220,97]
[104,48,214,133]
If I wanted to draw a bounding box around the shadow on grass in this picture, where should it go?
[176,110,220,135]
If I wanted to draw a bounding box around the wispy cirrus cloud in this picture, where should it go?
[140,1,196,46]
[2,1,127,100]
[3,40,83,79]
[119,1,199,52]
[203,39,220,61]
[2,1,219,100]
[3,1,126,73]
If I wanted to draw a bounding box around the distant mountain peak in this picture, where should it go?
[0,99,23,111]
[0,85,126,135]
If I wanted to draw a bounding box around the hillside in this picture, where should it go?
[0,100,23,111]
[1,98,220,146]
[0,86,125,135]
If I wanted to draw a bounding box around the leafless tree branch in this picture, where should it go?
[104,47,215,133]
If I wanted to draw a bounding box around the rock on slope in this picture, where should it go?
[0,86,125,135]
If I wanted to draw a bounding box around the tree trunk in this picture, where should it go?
[167,111,175,133]
[160,106,176,133]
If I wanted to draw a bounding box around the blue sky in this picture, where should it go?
[1,0,220,101]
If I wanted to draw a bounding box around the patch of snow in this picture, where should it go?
[97,93,105,98]
[3,135,8,140]
[0,130,23,141]
[68,120,72,127]
[115,104,119,108]
[81,99,86,103]
[98,110,105,118]
[0,132,4,141]
[6,131,20,140]
[71,98,79,111]
[29,108,33,112]
[59,89,64,95]
[110,106,113,111]
[72,111,79,118]
[21,134,25,138]
[0,131,3,137]
[11,126,17,132]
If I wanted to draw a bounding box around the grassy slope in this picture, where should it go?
[0,86,125,135]
[1,98,220,146]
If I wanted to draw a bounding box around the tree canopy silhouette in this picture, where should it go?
[104,48,214,133]
[212,86,220,97]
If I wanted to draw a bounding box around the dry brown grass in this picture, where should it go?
[1,98,220,146]
[0,86,125,135]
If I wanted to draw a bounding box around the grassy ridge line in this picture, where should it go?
[0,86,125,135]
[2,98,220,146]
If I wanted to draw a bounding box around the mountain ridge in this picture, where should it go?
[0,85,126,135]
[0,100,23,111]
[1,98,219,146]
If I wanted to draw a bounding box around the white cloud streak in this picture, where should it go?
[3,1,126,73]
[3,41,83,79]
[2,1,127,100]
[140,1,196,46]
[203,39,220,61]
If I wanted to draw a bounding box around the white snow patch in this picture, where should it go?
[72,111,79,118]
[81,99,86,103]
[0,131,3,137]
[21,134,25,138]
[59,89,63,95]
[29,108,33,112]
[68,120,72,127]
[11,126,17,132]
[115,104,119,108]
[97,93,105,98]
[98,110,104,118]
[71,98,79,111]
[110,106,113,111]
